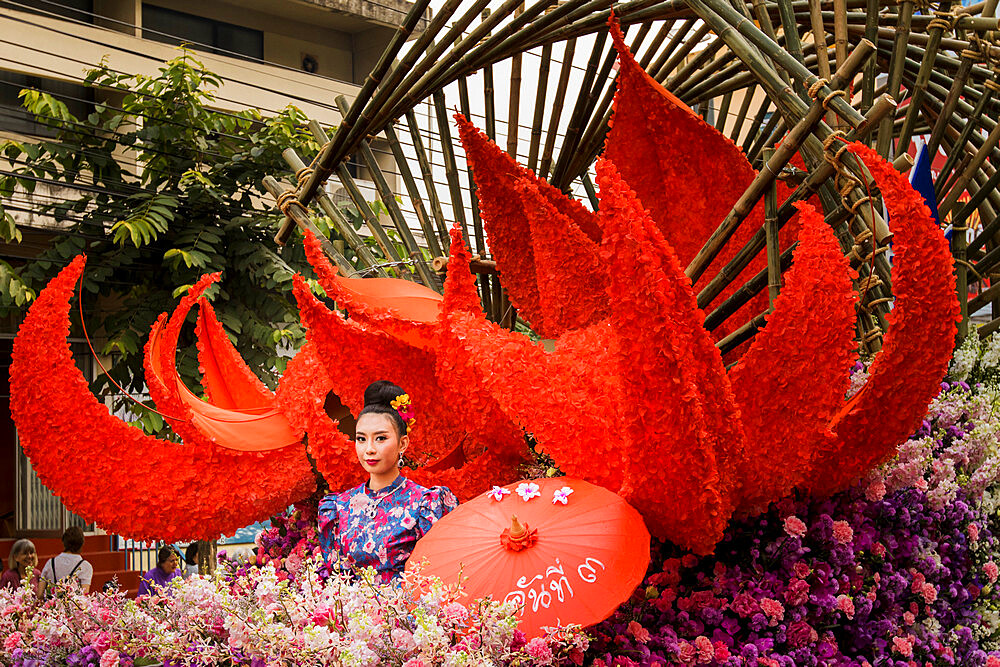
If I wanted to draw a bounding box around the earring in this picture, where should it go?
[398,453,404,468]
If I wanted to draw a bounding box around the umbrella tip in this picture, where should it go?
[500,514,538,551]
[510,514,526,539]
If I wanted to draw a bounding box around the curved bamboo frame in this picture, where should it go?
[267,0,1000,350]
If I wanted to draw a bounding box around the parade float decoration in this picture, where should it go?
[3,13,965,653]
[9,17,957,552]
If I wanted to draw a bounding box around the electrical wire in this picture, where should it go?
[4,0,410,84]
[0,13,347,115]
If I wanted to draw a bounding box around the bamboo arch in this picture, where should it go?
[264,0,1000,351]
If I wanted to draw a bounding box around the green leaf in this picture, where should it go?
[0,261,35,306]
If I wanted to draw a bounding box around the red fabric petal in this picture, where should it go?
[145,279,304,453]
[805,143,960,496]
[513,176,609,336]
[301,230,442,350]
[728,202,857,513]
[595,158,743,554]
[195,299,272,409]
[9,257,313,542]
[439,223,484,315]
[456,113,601,337]
[276,341,364,491]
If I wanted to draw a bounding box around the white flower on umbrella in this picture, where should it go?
[552,487,574,505]
[515,482,541,501]
[487,486,511,502]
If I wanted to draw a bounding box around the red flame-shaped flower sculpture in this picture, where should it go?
[8,18,957,551]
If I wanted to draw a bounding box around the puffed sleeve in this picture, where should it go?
[316,493,340,562]
[415,486,459,538]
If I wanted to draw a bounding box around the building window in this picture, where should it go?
[0,72,95,138]
[0,0,94,24]
[142,4,264,61]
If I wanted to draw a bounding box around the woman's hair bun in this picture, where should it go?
[363,380,406,408]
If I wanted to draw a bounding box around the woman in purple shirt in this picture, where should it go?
[137,546,182,596]
[0,539,37,591]
[318,381,457,583]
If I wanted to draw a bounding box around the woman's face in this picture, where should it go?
[355,412,408,478]
[16,549,36,570]
[161,552,180,574]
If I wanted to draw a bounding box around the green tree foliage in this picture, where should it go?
[0,53,355,431]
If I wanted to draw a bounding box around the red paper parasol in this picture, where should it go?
[406,477,650,637]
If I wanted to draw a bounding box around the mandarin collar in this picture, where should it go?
[365,475,406,498]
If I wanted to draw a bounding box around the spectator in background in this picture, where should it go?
[137,546,182,596]
[38,526,92,595]
[184,542,200,578]
[1,539,38,591]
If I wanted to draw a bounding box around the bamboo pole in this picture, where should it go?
[741,96,774,153]
[747,110,784,162]
[694,93,897,310]
[834,0,849,72]
[458,78,486,256]
[647,18,697,78]
[940,120,1000,217]
[955,208,971,340]
[967,279,1000,314]
[875,0,915,157]
[539,38,578,180]
[338,0,495,163]
[763,148,781,307]
[331,98,438,287]
[716,309,770,355]
[808,0,832,81]
[291,0,441,211]
[861,0,879,114]
[262,176,354,275]
[279,147,383,274]
[685,39,875,283]
[934,86,998,196]
[527,43,553,173]
[551,31,609,189]
[382,123,444,258]
[433,91,471,248]
[507,2,525,160]
[405,109,451,250]
[715,91,734,132]
[729,83,757,142]
[704,245,795,331]
[333,163,409,275]
[897,2,954,152]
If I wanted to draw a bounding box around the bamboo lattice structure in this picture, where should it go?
[267,0,1000,350]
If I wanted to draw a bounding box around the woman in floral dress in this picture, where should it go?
[317,380,458,583]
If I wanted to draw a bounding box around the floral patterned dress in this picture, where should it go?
[317,475,458,583]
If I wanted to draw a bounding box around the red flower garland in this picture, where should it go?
[728,202,857,514]
[513,176,610,336]
[603,15,804,355]
[275,341,365,491]
[9,257,314,542]
[439,310,625,492]
[595,158,741,554]
[456,113,601,337]
[804,143,960,496]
